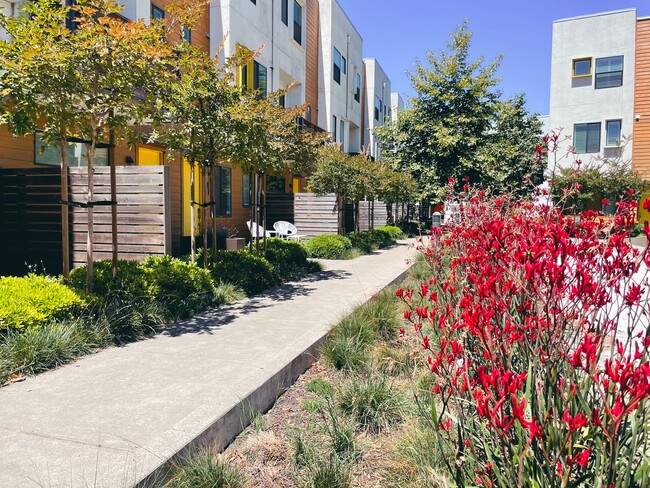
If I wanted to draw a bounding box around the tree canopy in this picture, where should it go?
[375,22,544,201]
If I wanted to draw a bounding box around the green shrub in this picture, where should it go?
[346,231,376,253]
[322,335,367,373]
[356,289,401,341]
[370,229,394,248]
[165,451,247,488]
[375,225,404,241]
[69,260,149,299]
[211,250,278,295]
[0,275,85,330]
[264,238,311,281]
[338,375,405,433]
[335,314,377,346]
[89,295,168,342]
[141,256,217,319]
[0,318,109,382]
[304,235,352,260]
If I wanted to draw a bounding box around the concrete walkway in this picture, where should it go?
[0,241,416,488]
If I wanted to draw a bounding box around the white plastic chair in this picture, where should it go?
[273,221,306,241]
[247,220,275,239]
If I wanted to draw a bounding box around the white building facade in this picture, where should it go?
[390,92,404,122]
[549,9,637,168]
[316,0,362,154]
[361,58,391,159]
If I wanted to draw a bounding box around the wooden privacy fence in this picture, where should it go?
[266,192,294,226]
[293,193,339,237]
[358,200,391,231]
[70,166,171,267]
[0,167,64,276]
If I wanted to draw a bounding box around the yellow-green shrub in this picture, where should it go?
[0,275,84,330]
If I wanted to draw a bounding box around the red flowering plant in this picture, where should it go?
[398,172,650,486]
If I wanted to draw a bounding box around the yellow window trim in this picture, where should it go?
[572,57,592,78]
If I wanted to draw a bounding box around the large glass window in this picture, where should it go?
[354,73,361,102]
[151,4,164,19]
[572,58,591,78]
[242,173,251,207]
[340,120,345,148]
[215,166,232,217]
[573,123,601,154]
[267,175,286,193]
[342,56,347,75]
[182,27,191,44]
[253,61,267,96]
[332,115,337,141]
[333,48,342,84]
[374,96,381,121]
[293,1,302,45]
[35,132,109,167]
[595,56,623,89]
[281,0,288,25]
[606,120,622,147]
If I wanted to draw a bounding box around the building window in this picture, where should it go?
[151,4,164,19]
[182,27,191,44]
[240,64,249,90]
[342,56,347,75]
[606,120,622,147]
[253,61,268,96]
[340,120,345,148]
[35,132,109,167]
[374,96,381,121]
[250,0,256,4]
[293,1,302,45]
[572,58,591,78]
[333,47,342,84]
[281,0,288,25]
[279,94,286,108]
[267,175,286,193]
[595,56,623,89]
[332,115,337,141]
[215,166,232,217]
[242,173,251,207]
[354,73,361,102]
[573,122,601,154]
[306,105,312,122]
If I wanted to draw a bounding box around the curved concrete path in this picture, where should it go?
[0,241,416,488]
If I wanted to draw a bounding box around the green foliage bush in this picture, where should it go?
[346,231,376,253]
[69,259,149,299]
[0,275,84,330]
[375,225,405,241]
[304,235,352,259]
[264,238,310,281]
[141,256,217,319]
[211,250,278,295]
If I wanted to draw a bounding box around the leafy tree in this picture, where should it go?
[376,22,542,200]
[377,168,419,225]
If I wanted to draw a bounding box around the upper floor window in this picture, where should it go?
[333,48,342,84]
[214,166,232,217]
[293,1,302,45]
[332,115,337,141]
[374,96,381,121]
[595,56,623,89]
[182,27,191,44]
[606,119,622,147]
[573,122,601,154]
[354,73,361,102]
[253,61,268,96]
[341,56,346,75]
[572,58,592,78]
[250,0,257,4]
[151,4,165,19]
[281,0,288,25]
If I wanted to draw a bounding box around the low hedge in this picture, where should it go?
[211,250,278,295]
[70,260,149,299]
[0,275,85,331]
[375,225,404,241]
[304,235,353,260]
[264,238,311,280]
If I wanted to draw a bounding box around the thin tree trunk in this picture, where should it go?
[109,117,117,278]
[249,171,254,253]
[338,194,345,235]
[370,200,375,231]
[211,166,217,263]
[60,139,69,282]
[355,201,360,233]
[262,172,268,255]
[190,160,196,264]
[255,173,261,254]
[386,203,393,225]
[86,143,96,294]
[202,165,209,269]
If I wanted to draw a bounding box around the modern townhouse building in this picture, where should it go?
[361,58,391,159]
[390,92,404,123]
[316,0,363,154]
[548,9,637,172]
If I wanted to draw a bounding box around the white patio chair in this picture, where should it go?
[273,221,306,241]
[247,220,276,239]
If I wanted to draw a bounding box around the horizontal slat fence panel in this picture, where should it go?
[70,166,171,268]
[358,201,391,231]
[266,192,294,226]
[294,193,339,237]
[0,167,64,276]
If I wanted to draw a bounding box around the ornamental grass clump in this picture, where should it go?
[397,165,650,487]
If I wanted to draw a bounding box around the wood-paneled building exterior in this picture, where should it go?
[634,18,650,179]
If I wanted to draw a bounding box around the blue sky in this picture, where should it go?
[337,1,650,116]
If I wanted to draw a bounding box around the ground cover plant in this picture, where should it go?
[397,178,650,487]
[304,227,404,260]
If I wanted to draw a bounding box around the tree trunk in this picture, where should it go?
[86,143,96,294]
[249,171,254,253]
[355,201,360,233]
[337,194,345,235]
[202,164,209,269]
[370,200,375,231]
[386,203,393,225]
[190,160,196,264]
[109,119,118,278]
[254,173,260,254]
[262,171,268,256]
[60,139,69,282]
[211,165,217,263]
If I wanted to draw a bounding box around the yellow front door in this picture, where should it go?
[137,146,164,166]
